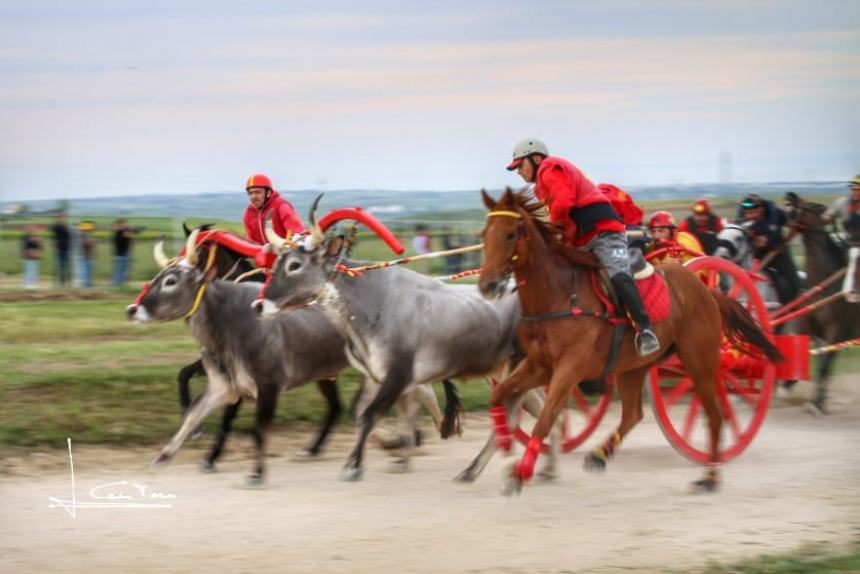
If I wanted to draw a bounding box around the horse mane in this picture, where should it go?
[797,198,846,267]
[499,190,599,269]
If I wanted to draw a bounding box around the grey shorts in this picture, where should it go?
[584,232,630,278]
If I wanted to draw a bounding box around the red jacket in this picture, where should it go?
[534,157,624,246]
[243,190,305,245]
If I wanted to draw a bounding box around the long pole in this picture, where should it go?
[770,267,846,319]
[810,337,860,356]
[770,291,844,328]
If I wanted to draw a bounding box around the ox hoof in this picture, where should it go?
[537,467,558,482]
[292,448,321,462]
[689,477,719,494]
[150,450,174,469]
[387,458,411,474]
[500,468,523,497]
[453,469,476,483]
[583,452,607,473]
[339,465,364,482]
[803,401,827,417]
[245,473,264,488]
[198,460,217,473]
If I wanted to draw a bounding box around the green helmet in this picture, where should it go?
[506,138,549,171]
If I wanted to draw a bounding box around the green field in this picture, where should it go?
[0,294,499,449]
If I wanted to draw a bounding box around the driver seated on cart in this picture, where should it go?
[738,194,802,305]
[645,211,704,265]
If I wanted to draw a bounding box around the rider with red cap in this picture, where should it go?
[242,173,304,245]
[507,138,660,356]
[647,210,704,264]
[677,198,724,255]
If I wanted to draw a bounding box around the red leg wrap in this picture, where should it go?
[515,437,542,482]
[490,406,512,452]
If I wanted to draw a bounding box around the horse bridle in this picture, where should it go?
[486,209,527,284]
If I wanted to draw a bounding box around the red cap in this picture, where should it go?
[506,158,524,171]
[246,173,273,190]
[648,211,676,229]
[692,198,711,214]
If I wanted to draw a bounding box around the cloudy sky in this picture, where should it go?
[1,0,858,200]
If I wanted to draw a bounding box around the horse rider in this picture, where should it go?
[822,174,860,302]
[646,210,704,265]
[738,194,801,305]
[677,198,724,255]
[507,138,660,356]
[243,173,305,245]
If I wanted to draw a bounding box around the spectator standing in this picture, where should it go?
[50,213,71,287]
[79,221,96,288]
[21,224,43,289]
[112,218,135,287]
[412,224,433,273]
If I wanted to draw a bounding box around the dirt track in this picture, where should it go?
[2,375,858,574]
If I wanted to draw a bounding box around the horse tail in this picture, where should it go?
[712,291,784,362]
[440,379,463,439]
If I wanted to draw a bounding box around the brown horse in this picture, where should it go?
[784,193,860,413]
[479,188,782,494]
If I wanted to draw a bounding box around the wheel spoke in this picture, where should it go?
[728,282,744,300]
[682,395,701,442]
[666,378,694,408]
[723,372,759,408]
[572,387,591,415]
[717,383,742,442]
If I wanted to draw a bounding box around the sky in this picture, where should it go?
[1,0,858,201]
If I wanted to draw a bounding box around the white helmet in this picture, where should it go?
[506,138,549,171]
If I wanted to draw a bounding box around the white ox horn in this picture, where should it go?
[153,239,171,268]
[265,217,287,250]
[185,228,200,267]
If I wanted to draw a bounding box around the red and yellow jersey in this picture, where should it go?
[648,230,704,265]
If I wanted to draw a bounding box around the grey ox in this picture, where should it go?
[127,231,456,484]
[256,211,558,482]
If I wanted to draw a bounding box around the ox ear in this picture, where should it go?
[481,188,497,210]
[324,235,345,258]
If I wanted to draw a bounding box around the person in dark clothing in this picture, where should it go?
[112,218,135,287]
[50,213,71,287]
[739,195,801,305]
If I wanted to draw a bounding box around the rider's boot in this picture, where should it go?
[610,273,661,356]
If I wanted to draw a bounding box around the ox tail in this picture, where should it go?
[712,291,783,363]
[440,380,463,439]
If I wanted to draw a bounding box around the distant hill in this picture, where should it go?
[1,182,847,224]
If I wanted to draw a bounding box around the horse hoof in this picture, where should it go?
[150,450,173,469]
[500,475,523,497]
[583,453,607,473]
[245,473,264,488]
[190,428,204,441]
[689,477,719,494]
[372,433,410,451]
[339,466,364,482]
[198,460,217,473]
[387,458,411,474]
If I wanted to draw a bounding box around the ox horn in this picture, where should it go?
[307,193,325,249]
[185,228,200,266]
[153,238,171,268]
[265,216,287,250]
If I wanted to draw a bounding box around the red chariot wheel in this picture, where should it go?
[647,256,776,464]
[509,378,614,454]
